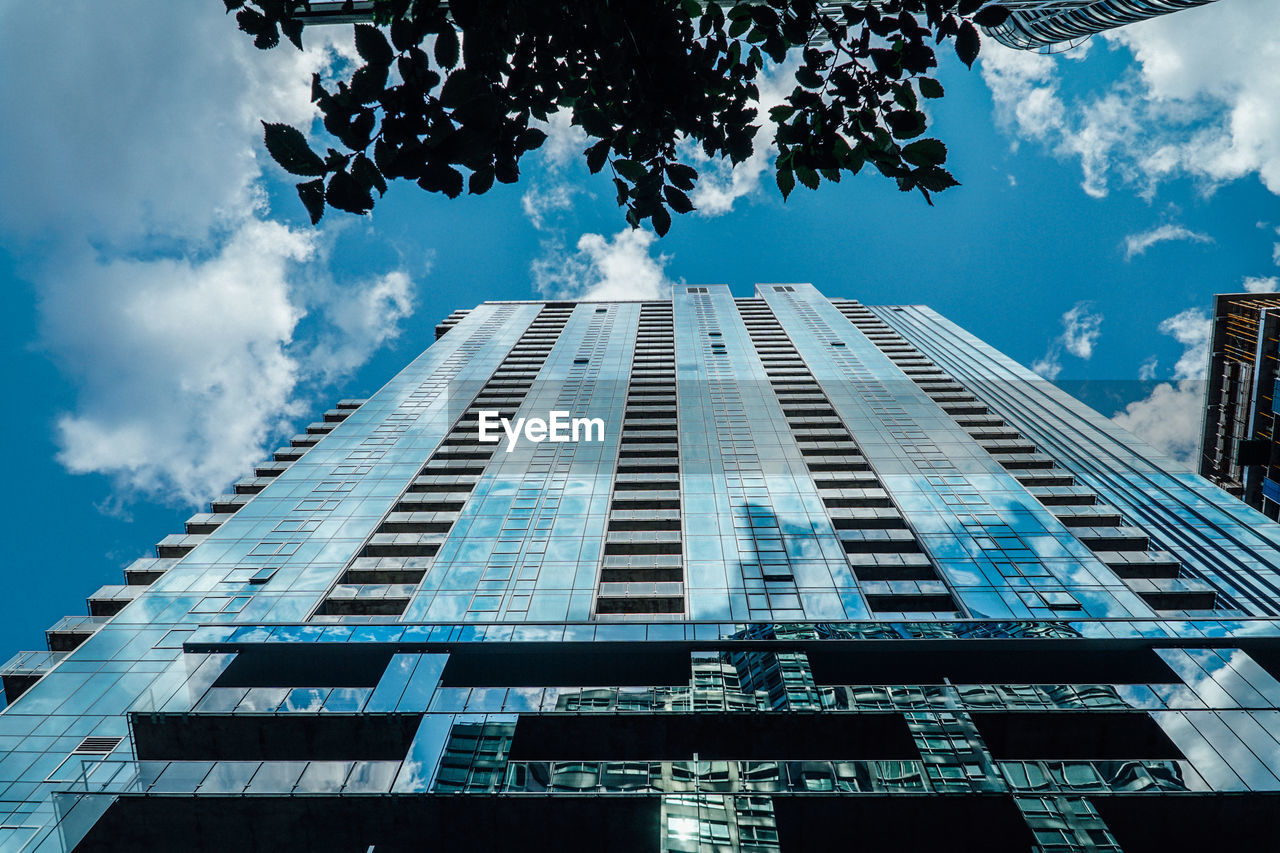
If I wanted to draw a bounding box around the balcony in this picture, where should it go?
[1,650,67,703]
[124,557,178,585]
[184,513,223,534]
[156,532,208,558]
[87,584,143,617]
[46,615,111,652]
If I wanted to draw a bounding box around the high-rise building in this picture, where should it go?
[985,0,1219,50]
[5,283,1280,851]
[1199,291,1280,518]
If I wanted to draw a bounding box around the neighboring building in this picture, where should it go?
[1200,292,1280,518]
[984,0,1219,50]
[6,284,1280,851]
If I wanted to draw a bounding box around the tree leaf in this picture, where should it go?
[795,66,823,89]
[518,127,548,152]
[230,0,986,234]
[901,138,947,167]
[886,109,927,140]
[351,64,389,103]
[418,161,465,197]
[768,104,795,123]
[973,5,1012,27]
[614,159,647,183]
[390,18,419,52]
[262,121,327,176]
[665,162,698,191]
[585,139,610,174]
[651,205,672,237]
[297,179,325,225]
[326,169,374,214]
[955,21,980,68]
[914,165,960,192]
[352,153,388,196]
[354,23,394,66]
[494,159,519,184]
[894,82,918,111]
[440,69,484,107]
[664,185,695,213]
[776,167,795,200]
[281,18,304,50]
[469,166,495,195]
[435,25,460,70]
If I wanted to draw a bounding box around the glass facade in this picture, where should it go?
[985,0,1219,51]
[4,284,1280,850]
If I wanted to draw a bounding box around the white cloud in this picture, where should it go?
[532,229,676,301]
[50,221,309,504]
[1123,223,1213,260]
[981,44,1067,146]
[520,111,589,232]
[1031,302,1103,379]
[0,3,415,507]
[521,183,578,232]
[1159,307,1212,382]
[0,1,335,245]
[306,270,417,385]
[1111,381,1205,467]
[1030,355,1063,381]
[1061,303,1104,359]
[686,60,799,216]
[1138,356,1159,381]
[1244,275,1279,293]
[1111,307,1211,467]
[982,0,1280,199]
[536,110,590,170]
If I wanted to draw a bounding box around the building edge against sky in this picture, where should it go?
[987,0,1220,50]
[4,284,1280,850]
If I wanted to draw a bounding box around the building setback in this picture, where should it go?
[5,284,1280,851]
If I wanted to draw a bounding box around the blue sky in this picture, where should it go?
[1,0,1277,660]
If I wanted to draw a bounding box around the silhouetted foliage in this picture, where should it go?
[227,0,1010,234]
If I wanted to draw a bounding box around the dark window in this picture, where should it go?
[805,644,1181,686]
[971,711,1183,759]
[440,645,691,687]
[508,712,917,760]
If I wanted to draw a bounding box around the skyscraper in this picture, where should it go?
[1199,291,1280,518]
[5,283,1280,851]
[985,0,1219,50]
